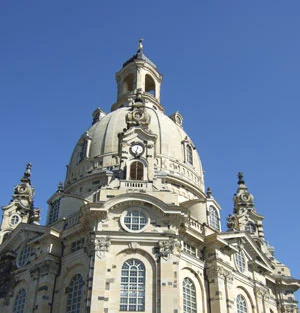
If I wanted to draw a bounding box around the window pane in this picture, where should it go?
[13,289,26,313]
[183,278,197,313]
[120,259,145,311]
[209,206,220,231]
[66,274,83,313]
[236,294,247,313]
[124,211,148,231]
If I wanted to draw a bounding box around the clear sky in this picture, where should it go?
[1,0,300,294]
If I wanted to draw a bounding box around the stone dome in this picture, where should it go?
[63,44,206,202]
[66,103,204,194]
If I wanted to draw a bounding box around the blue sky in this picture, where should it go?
[1,0,300,291]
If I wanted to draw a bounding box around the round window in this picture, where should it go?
[17,245,31,268]
[10,214,21,226]
[121,209,150,233]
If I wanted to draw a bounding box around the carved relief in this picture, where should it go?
[206,265,233,282]
[95,237,111,259]
[158,238,181,260]
[86,235,111,259]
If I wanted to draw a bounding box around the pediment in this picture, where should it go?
[0,223,46,254]
[208,231,273,273]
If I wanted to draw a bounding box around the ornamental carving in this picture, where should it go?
[126,89,151,129]
[86,235,111,258]
[95,237,111,259]
[254,286,269,298]
[158,238,181,260]
[206,265,233,282]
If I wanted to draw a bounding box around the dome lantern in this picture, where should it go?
[112,39,163,112]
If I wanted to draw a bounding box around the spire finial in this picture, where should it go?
[20,162,32,184]
[238,172,245,185]
[25,162,32,178]
[57,181,64,193]
[138,38,144,53]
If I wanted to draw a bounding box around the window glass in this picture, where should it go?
[130,161,144,180]
[182,242,196,256]
[13,289,26,313]
[120,259,145,311]
[48,199,60,225]
[183,278,197,313]
[66,274,83,313]
[71,238,85,253]
[235,251,246,273]
[186,145,193,165]
[124,211,148,232]
[236,294,247,313]
[209,206,220,231]
[17,245,31,267]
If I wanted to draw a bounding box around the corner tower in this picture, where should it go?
[0,163,40,244]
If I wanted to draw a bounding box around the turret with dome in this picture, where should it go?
[0,41,299,313]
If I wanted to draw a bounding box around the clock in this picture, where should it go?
[130,143,144,156]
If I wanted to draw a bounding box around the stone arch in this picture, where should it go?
[56,263,87,313]
[11,279,30,313]
[235,286,256,313]
[180,267,206,313]
[113,249,157,313]
[145,74,156,96]
[123,73,134,94]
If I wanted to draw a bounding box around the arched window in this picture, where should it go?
[77,139,88,164]
[145,74,155,96]
[236,294,247,313]
[130,161,144,180]
[235,251,246,273]
[13,288,26,313]
[183,278,197,313]
[120,259,145,311]
[123,73,134,93]
[209,206,220,231]
[186,145,193,165]
[48,199,60,225]
[17,245,31,268]
[245,222,256,234]
[66,274,84,313]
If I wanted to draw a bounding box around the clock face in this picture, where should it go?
[131,143,144,156]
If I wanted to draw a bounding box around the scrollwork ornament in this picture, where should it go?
[158,238,180,260]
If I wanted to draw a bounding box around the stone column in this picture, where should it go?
[87,235,111,313]
[30,260,59,313]
[206,265,231,313]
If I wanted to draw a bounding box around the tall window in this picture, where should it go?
[120,259,145,311]
[17,245,31,268]
[186,145,193,165]
[183,278,197,313]
[130,161,144,180]
[66,274,84,313]
[48,199,60,225]
[208,206,220,231]
[235,251,246,273]
[13,288,26,313]
[236,294,247,313]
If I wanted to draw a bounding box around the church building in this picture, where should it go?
[0,40,299,313]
